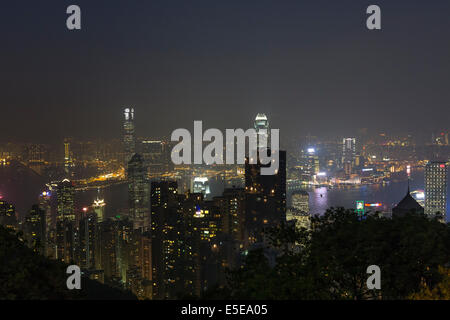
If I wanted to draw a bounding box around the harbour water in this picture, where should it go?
[2,162,449,223]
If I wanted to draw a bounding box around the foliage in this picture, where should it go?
[209,208,450,300]
[0,225,136,300]
[409,266,450,300]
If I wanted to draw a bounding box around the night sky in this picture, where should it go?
[1,0,450,143]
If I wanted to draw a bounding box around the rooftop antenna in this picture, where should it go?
[406,165,411,194]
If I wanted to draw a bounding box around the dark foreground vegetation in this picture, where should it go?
[0,225,136,300]
[1,208,449,300]
[205,208,450,300]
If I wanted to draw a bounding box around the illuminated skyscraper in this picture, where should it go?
[63,138,73,175]
[0,200,17,231]
[128,153,149,230]
[78,212,98,270]
[254,113,270,147]
[425,161,448,221]
[123,107,136,164]
[56,179,75,222]
[55,219,76,263]
[192,177,210,197]
[24,205,47,254]
[304,147,320,176]
[93,198,106,223]
[150,180,182,299]
[141,140,166,176]
[39,190,53,232]
[342,138,356,168]
[214,188,246,244]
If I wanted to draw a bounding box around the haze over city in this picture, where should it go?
[1,0,449,304]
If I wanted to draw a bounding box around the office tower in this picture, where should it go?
[291,190,309,213]
[150,181,186,299]
[141,140,166,176]
[129,230,152,296]
[55,179,76,262]
[245,149,286,246]
[0,200,17,231]
[55,219,76,263]
[189,199,224,293]
[39,190,53,232]
[254,113,270,147]
[78,212,97,270]
[306,147,320,175]
[93,198,106,223]
[425,161,448,221]
[192,177,210,197]
[123,107,136,164]
[124,229,153,299]
[63,138,73,174]
[56,179,75,222]
[128,153,149,230]
[131,233,153,300]
[342,138,356,168]
[97,216,134,285]
[214,187,246,244]
[24,205,47,254]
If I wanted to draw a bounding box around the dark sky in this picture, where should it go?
[1,0,450,143]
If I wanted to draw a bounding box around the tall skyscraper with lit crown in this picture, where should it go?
[123,107,136,165]
[254,113,270,147]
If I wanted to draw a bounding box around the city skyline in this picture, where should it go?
[1,1,450,302]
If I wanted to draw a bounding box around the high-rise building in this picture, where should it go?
[342,138,356,168]
[0,200,17,231]
[93,198,106,223]
[245,149,286,246]
[38,190,53,232]
[254,113,270,147]
[123,107,136,165]
[63,138,73,175]
[55,219,77,263]
[214,188,246,244]
[192,177,210,197]
[291,190,309,213]
[425,161,448,221]
[97,216,134,285]
[56,179,75,222]
[150,181,184,299]
[128,153,149,230]
[54,179,76,262]
[24,204,47,254]
[305,147,320,176]
[78,212,98,270]
[141,140,166,176]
